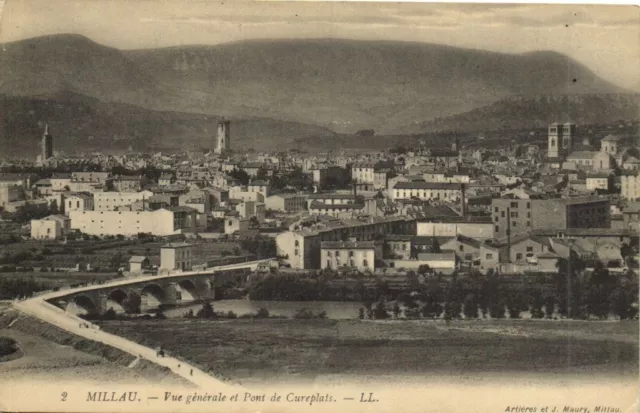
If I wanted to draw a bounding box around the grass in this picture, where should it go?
[98,318,639,384]
[0,310,193,386]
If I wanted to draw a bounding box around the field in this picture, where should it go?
[0,310,192,386]
[98,318,639,386]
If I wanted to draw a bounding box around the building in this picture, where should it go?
[491,198,534,238]
[600,135,621,156]
[30,215,71,240]
[392,182,463,202]
[492,197,611,239]
[0,185,24,210]
[351,164,375,185]
[94,190,154,211]
[160,243,193,272]
[416,219,494,239]
[265,193,307,213]
[621,172,640,200]
[235,201,265,222]
[547,122,575,159]
[276,216,415,269]
[112,175,146,192]
[565,151,612,171]
[585,174,611,191]
[65,193,94,215]
[225,216,250,234]
[321,241,375,271]
[247,180,270,197]
[69,207,196,236]
[308,201,365,218]
[129,256,150,275]
[214,119,231,154]
[41,124,53,161]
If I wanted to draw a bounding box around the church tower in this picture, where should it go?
[214,119,231,154]
[41,124,53,160]
[547,122,575,159]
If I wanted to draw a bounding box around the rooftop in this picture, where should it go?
[321,241,376,249]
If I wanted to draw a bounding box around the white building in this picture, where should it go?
[621,172,640,200]
[65,193,94,215]
[69,207,196,236]
[160,243,193,272]
[321,241,375,272]
[225,216,250,234]
[94,190,154,211]
[392,182,462,202]
[265,193,307,213]
[31,215,71,240]
[585,174,610,191]
[352,164,375,184]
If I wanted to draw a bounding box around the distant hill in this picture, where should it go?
[0,92,336,158]
[0,34,631,138]
[402,94,640,135]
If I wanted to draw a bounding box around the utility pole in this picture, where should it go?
[506,207,512,264]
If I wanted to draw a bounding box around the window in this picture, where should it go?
[510,202,518,208]
[294,249,298,256]
[527,221,531,227]
[402,244,407,251]
[486,253,493,259]
[526,246,533,252]
[516,253,523,260]
[501,211,505,218]
[327,251,332,257]
[510,211,518,218]
[526,202,531,209]
[527,212,531,218]
[335,251,340,257]
[349,251,354,257]
[495,216,499,222]
[459,245,464,252]
[363,259,368,267]
[494,207,499,213]
[512,221,517,227]
[350,260,355,267]
[495,225,500,232]
[294,240,299,247]
[327,260,331,268]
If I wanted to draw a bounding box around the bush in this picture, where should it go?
[293,308,315,319]
[255,308,270,318]
[226,311,237,319]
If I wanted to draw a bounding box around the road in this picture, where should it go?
[11,260,272,389]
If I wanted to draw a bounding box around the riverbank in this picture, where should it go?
[98,318,639,386]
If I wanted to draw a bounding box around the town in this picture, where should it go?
[0,118,637,322]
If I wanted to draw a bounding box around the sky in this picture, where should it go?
[1,1,639,91]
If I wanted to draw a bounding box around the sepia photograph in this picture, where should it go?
[0,1,638,412]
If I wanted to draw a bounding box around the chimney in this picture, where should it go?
[506,206,512,263]
[460,183,468,221]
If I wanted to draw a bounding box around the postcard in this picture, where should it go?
[0,1,638,412]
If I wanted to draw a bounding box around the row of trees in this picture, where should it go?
[0,278,48,299]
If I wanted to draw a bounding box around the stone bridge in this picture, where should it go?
[49,261,271,315]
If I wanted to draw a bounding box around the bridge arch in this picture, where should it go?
[140,283,166,309]
[67,295,98,315]
[177,279,199,301]
[106,288,135,313]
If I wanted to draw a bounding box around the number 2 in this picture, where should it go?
[61,392,68,402]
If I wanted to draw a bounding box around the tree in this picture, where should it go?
[122,292,141,314]
[418,264,431,276]
[506,294,526,319]
[393,302,401,319]
[196,301,215,318]
[489,301,506,319]
[463,294,478,319]
[444,300,462,319]
[431,238,441,253]
[543,296,555,319]
[530,293,545,319]
[373,300,389,319]
[358,308,365,319]
[256,307,270,318]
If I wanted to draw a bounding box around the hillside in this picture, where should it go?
[0,34,629,137]
[0,92,336,158]
[403,94,640,134]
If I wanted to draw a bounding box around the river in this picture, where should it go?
[162,300,364,319]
